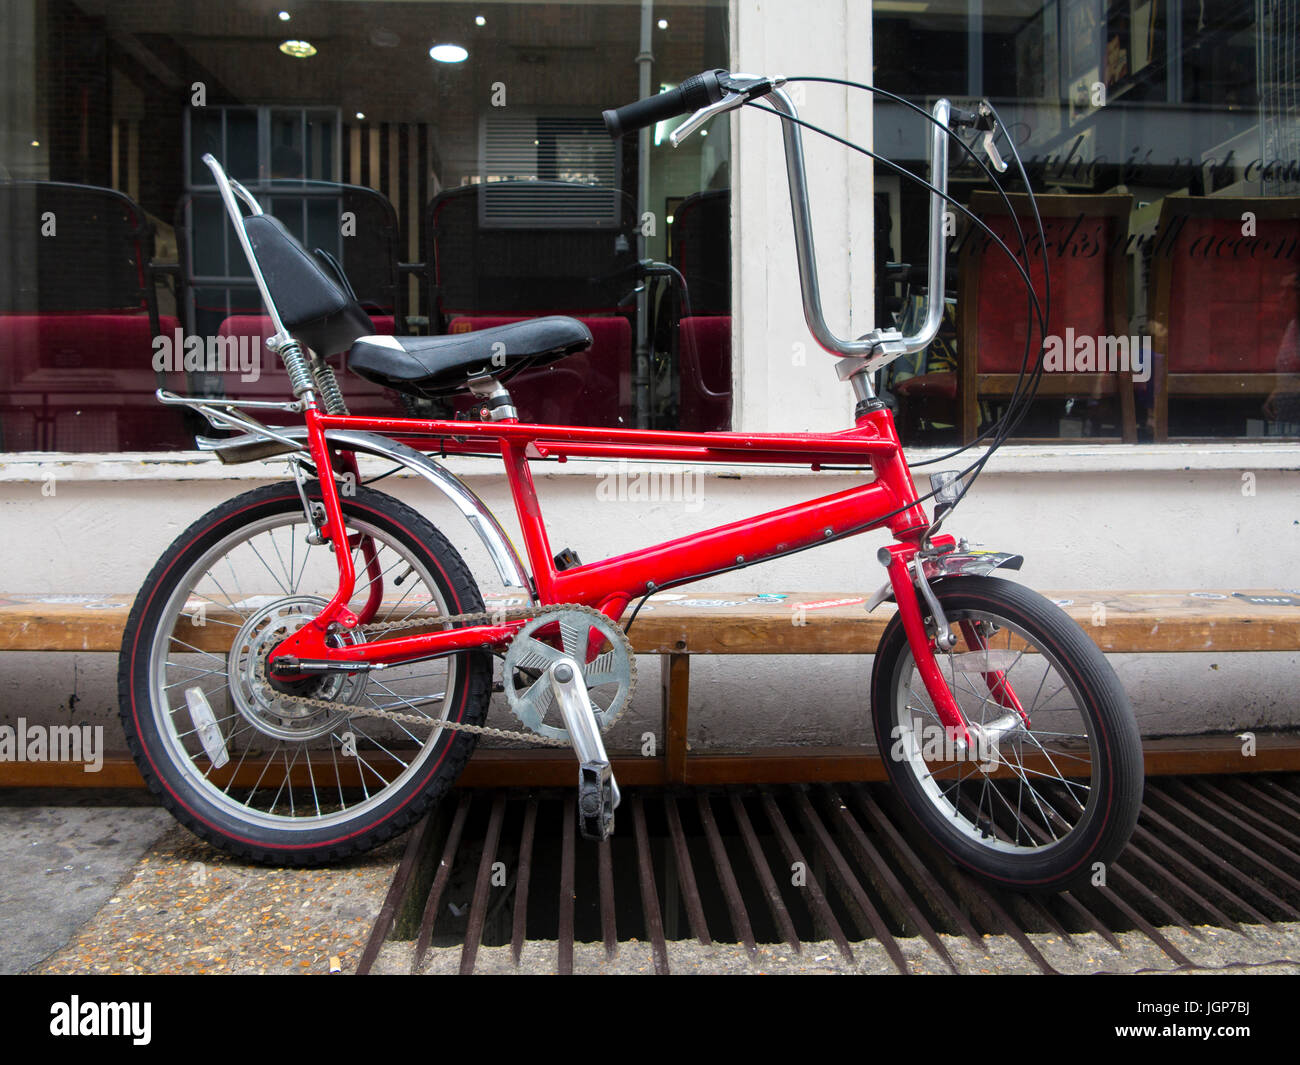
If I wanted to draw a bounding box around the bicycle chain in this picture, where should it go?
[248,601,637,748]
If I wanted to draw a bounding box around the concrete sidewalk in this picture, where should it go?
[4,793,1300,976]
[0,791,173,974]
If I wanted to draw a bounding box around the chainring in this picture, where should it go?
[502,607,635,742]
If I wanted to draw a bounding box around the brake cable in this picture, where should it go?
[744,91,1051,519]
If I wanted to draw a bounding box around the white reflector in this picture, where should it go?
[185,686,229,769]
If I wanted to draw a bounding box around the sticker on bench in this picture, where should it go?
[797,597,866,611]
[678,599,746,608]
[1,593,123,604]
[1232,593,1300,607]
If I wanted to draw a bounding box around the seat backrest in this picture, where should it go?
[1150,197,1300,374]
[961,192,1131,375]
[427,180,638,323]
[177,180,402,343]
[0,181,154,314]
[671,189,730,317]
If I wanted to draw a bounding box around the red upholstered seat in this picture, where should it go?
[1149,197,1300,439]
[0,312,183,451]
[1163,216,1300,375]
[956,193,1137,443]
[677,316,731,431]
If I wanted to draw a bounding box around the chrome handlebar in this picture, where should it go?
[666,75,1003,378]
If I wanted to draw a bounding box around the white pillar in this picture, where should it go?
[730,0,873,433]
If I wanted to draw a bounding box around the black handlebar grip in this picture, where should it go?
[602,69,727,138]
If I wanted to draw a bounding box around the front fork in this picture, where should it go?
[880,537,1029,751]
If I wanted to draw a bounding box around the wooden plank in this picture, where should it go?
[8,734,1300,790]
[8,590,1299,654]
[661,652,690,784]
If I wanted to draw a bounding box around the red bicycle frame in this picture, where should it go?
[266,398,976,740]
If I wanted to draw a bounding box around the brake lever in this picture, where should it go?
[983,128,1008,173]
[975,101,1008,173]
[669,72,782,148]
[669,94,742,147]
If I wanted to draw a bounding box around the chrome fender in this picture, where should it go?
[865,546,1024,612]
[198,427,532,593]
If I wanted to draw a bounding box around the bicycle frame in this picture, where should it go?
[262,398,983,739]
[190,81,1019,744]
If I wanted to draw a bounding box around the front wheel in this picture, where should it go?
[871,575,1143,893]
[118,480,493,865]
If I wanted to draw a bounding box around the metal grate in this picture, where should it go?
[359,774,1300,975]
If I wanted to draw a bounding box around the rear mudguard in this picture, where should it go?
[197,427,532,594]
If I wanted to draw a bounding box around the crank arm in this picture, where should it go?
[550,658,620,840]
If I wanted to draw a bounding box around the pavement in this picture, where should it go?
[2,792,1299,976]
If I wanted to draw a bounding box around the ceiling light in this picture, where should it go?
[278,10,290,21]
[279,39,317,58]
[30,140,39,147]
[475,15,486,26]
[658,19,669,29]
[355,112,365,121]
[429,43,468,63]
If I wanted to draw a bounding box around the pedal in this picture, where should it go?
[578,761,616,841]
[553,547,583,571]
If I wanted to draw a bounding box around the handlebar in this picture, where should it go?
[606,70,999,374]
[602,69,727,138]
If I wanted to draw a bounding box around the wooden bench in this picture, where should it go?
[3,588,1300,787]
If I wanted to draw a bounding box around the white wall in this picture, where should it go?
[1,446,1297,753]
[731,0,874,432]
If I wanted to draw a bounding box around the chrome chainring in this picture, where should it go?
[502,608,635,742]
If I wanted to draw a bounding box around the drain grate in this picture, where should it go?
[358,774,1300,975]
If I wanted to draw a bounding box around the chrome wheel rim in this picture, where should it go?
[147,510,463,832]
[888,609,1101,855]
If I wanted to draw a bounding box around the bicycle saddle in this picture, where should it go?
[348,316,592,398]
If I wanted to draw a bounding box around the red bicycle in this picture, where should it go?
[119,70,1143,893]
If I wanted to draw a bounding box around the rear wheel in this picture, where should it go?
[118,481,492,864]
[870,576,1143,893]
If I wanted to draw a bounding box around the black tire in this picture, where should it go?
[870,575,1143,893]
[118,481,492,865]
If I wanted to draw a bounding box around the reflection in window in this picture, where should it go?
[0,1,731,451]
[874,0,1300,442]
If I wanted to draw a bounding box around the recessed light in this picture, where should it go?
[278,10,290,21]
[475,15,486,26]
[355,112,365,121]
[658,18,668,29]
[429,43,468,63]
[279,39,317,58]
[700,129,708,136]
[30,139,39,147]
